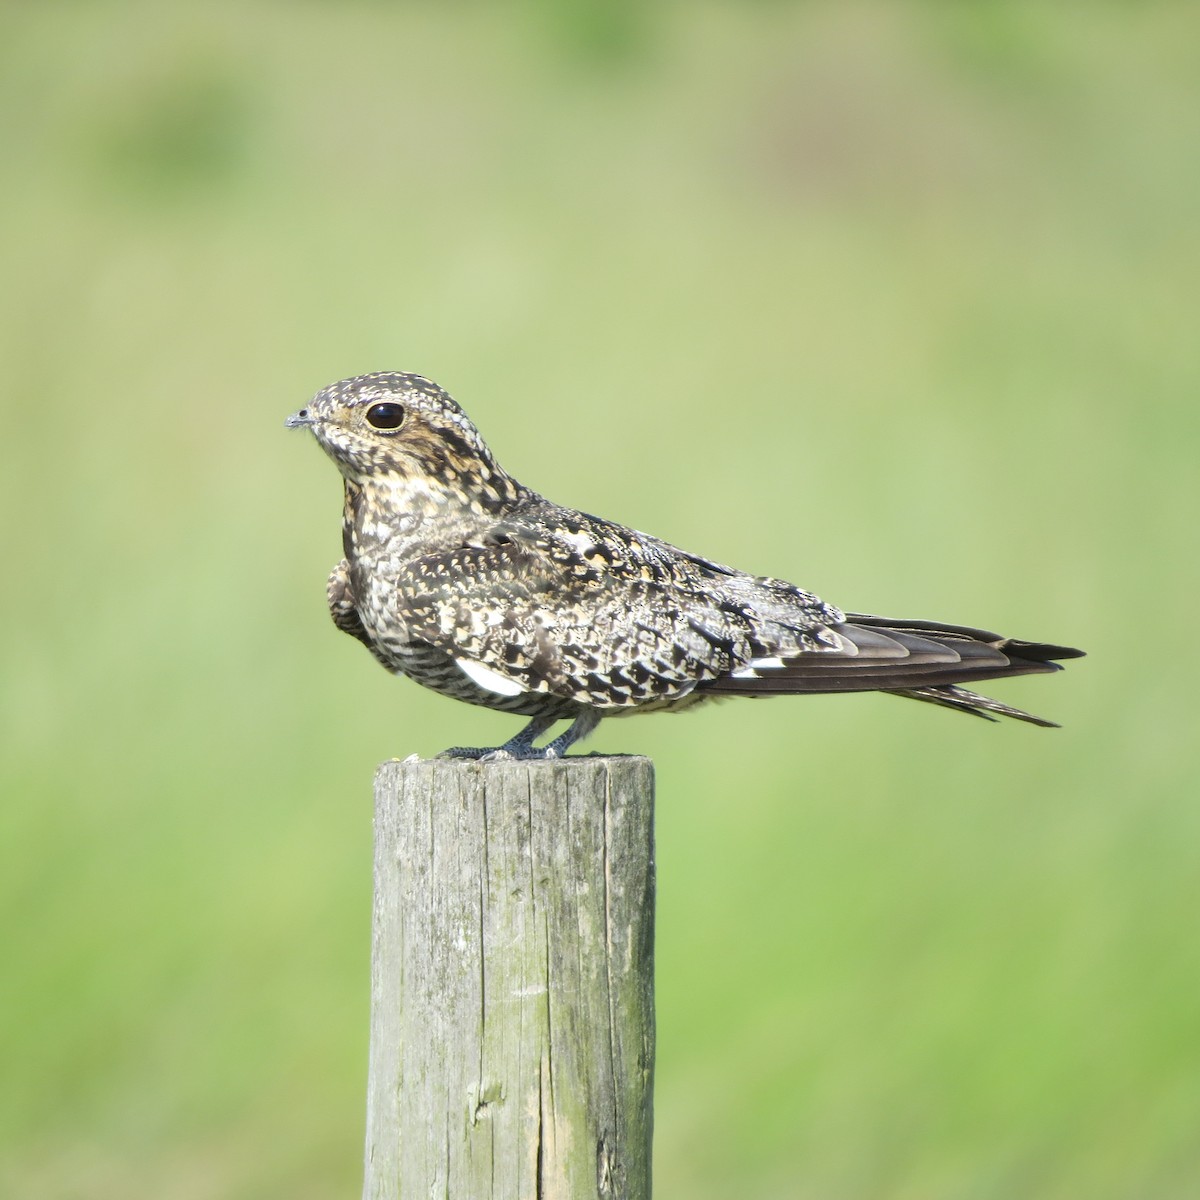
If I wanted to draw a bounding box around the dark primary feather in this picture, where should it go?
[698,614,1084,726]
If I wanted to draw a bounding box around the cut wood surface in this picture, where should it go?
[363,756,656,1200]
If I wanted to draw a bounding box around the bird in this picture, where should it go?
[286,372,1083,759]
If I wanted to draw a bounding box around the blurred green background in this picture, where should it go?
[2,2,1197,1197]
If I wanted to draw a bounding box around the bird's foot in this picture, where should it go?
[437,743,561,762]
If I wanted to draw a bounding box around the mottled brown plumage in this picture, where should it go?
[287,372,1083,758]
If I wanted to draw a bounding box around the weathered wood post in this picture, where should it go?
[363,756,655,1200]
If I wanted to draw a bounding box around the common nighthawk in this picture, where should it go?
[287,372,1083,759]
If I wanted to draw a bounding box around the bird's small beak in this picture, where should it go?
[285,409,313,429]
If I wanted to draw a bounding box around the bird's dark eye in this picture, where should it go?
[365,402,406,431]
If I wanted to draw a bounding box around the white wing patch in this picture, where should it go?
[456,657,527,696]
[730,656,786,679]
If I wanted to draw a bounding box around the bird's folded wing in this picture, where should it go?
[390,509,840,709]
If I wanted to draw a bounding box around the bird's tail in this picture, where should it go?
[701,614,1085,727]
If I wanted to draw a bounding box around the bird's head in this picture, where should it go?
[287,372,520,511]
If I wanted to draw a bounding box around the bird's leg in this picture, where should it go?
[438,710,602,761]
[438,714,559,761]
[538,709,602,758]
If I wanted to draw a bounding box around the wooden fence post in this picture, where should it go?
[362,756,656,1200]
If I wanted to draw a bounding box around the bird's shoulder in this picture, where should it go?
[396,497,721,593]
[502,500,736,589]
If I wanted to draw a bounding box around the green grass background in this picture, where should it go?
[2,3,1197,1196]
